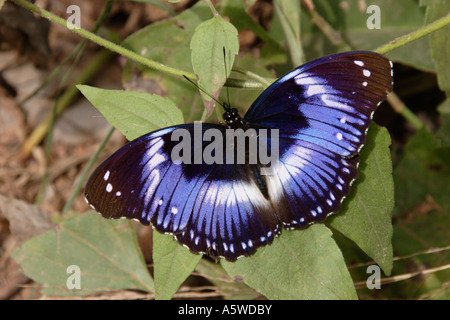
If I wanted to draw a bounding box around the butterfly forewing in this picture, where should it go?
[246,51,392,157]
[85,124,280,261]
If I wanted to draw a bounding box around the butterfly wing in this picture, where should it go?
[86,51,393,261]
[85,124,279,261]
[245,51,393,228]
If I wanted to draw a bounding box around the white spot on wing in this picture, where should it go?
[354,60,364,67]
[321,95,353,111]
[363,69,371,77]
[104,170,110,181]
[294,73,316,85]
[106,183,113,192]
[306,84,328,97]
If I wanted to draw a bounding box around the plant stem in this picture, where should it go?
[203,0,219,16]
[375,13,450,54]
[10,0,196,79]
[10,0,262,89]
[274,0,305,67]
[386,92,424,130]
[18,0,113,106]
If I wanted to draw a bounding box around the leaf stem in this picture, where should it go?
[386,92,424,130]
[9,0,196,80]
[9,0,260,89]
[18,0,113,106]
[375,13,450,54]
[273,0,305,66]
[203,0,219,16]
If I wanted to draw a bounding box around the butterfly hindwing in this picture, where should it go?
[266,138,359,229]
[175,161,280,261]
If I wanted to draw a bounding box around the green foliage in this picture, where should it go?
[76,85,184,140]
[222,224,358,300]
[153,232,202,300]
[330,125,394,275]
[12,0,450,300]
[13,212,154,296]
[190,15,239,116]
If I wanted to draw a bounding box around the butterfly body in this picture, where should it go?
[85,51,393,261]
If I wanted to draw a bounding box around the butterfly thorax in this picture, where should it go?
[223,105,249,130]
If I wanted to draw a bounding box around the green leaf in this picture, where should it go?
[195,259,260,300]
[422,0,450,92]
[12,212,154,296]
[190,15,239,116]
[273,0,303,66]
[219,0,286,65]
[77,85,183,140]
[152,232,202,300]
[221,224,357,300]
[435,98,450,147]
[330,125,394,275]
[122,1,213,123]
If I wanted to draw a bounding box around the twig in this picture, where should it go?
[375,13,450,54]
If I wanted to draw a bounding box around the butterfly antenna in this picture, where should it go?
[222,47,232,111]
[182,75,226,109]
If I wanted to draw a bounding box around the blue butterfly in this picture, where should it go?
[85,51,393,261]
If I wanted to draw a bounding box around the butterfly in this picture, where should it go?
[85,51,393,261]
